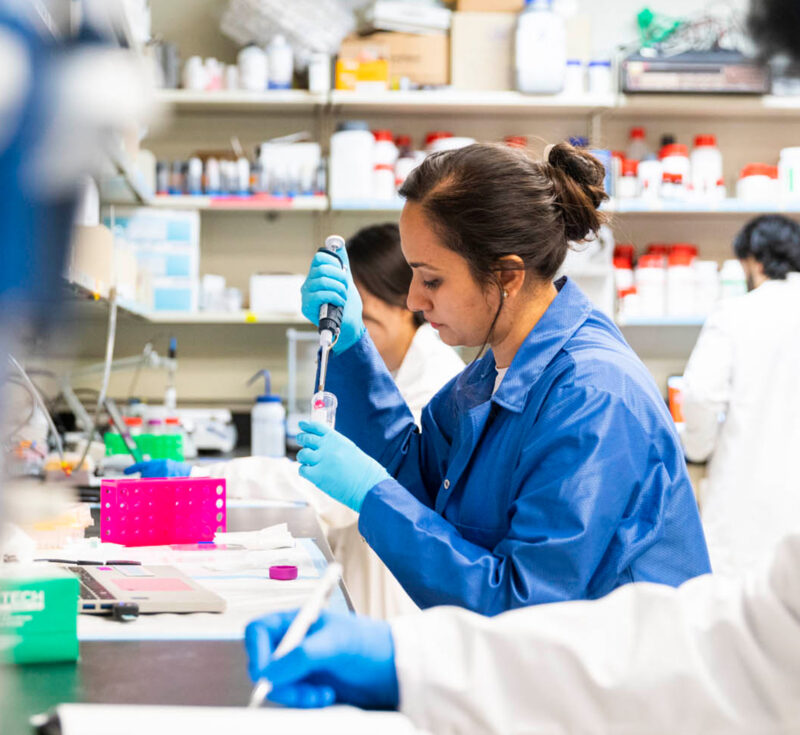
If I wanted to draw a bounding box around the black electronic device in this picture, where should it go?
[621,50,770,94]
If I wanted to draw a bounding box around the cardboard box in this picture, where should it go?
[451,12,515,90]
[456,0,523,11]
[339,31,449,87]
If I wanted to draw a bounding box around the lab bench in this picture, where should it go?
[0,502,351,735]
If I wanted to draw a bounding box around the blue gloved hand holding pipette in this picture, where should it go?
[295,420,390,512]
[245,609,398,709]
[124,459,191,478]
[301,243,365,354]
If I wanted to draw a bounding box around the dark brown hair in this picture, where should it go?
[347,223,425,328]
[398,141,608,341]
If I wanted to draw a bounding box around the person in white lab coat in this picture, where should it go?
[246,528,800,733]
[129,223,464,619]
[681,215,800,578]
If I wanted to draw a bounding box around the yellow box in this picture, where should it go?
[339,32,449,88]
[335,58,390,91]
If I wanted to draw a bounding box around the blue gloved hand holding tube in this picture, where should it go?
[245,610,399,709]
[124,459,192,478]
[300,245,365,354]
[296,420,389,512]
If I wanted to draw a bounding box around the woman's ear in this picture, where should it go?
[496,255,526,299]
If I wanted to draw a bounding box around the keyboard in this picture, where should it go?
[66,565,116,600]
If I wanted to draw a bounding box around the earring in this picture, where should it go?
[503,290,509,298]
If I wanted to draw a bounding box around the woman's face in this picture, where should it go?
[400,201,500,348]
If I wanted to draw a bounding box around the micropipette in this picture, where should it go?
[316,235,346,394]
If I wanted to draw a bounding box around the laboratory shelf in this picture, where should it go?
[329,89,616,115]
[609,199,800,216]
[148,194,328,211]
[104,144,154,206]
[144,310,305,324]
[156,89,327,112]
[611,94,800,119]
[330,198,406,212]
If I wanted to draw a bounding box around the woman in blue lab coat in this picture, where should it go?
[296,142,710,615]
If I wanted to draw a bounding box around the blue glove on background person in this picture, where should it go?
[245,610,399,710]
[300,246,365,354]
[296,420,390,512]
[124,459,192,478]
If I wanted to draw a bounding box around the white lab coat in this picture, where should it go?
[193,324,464,619]
[391,529,800,735]
[681,273,800,578]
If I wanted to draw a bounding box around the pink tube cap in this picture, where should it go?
[269,565,298,581]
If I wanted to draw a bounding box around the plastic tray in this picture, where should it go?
[100,477,226,547]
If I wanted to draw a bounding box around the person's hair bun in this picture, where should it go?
[546,142,609,242]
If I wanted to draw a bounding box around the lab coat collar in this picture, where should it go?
[485,276,592,413]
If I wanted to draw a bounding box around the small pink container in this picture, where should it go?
[100,477,226,547]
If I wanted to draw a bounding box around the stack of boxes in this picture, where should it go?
[105,208,200,312]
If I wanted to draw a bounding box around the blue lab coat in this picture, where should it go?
[326,277,711,615]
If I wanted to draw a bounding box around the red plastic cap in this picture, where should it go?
[395,134,412,147]
[630,126,646,140]
[740,163,778,180]
[612,150,626,161]
[669,251,694,267]
[622,159,639,176]
[614,244,635,259]
[613,256,632,268]
[504,135,528,149]
[694,134,716,148]
[646,244,671,256]
[425,131,453,145]
[638,254,665,268]
[671,243,698,257]
[659,143,689,159]
[373,129,393,142]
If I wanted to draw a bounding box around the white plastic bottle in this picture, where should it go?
[515,0,566,95]
[267,35,293,90]
[626,127,651,162]
[690,135,723,201]
[719,259,748,300]
[372,129,398,200]
[330,121,374,201]
[248,370,286,458]
[238,44,268,92]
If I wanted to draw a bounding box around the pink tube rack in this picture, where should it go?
[100,477,226,547]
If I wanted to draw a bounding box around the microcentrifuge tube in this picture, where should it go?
[311,391,337,429]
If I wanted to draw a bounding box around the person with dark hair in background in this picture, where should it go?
[346,223,464,426]
[682,215,800,578]
[294,141,710,617]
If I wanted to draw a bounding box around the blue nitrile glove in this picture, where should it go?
[124,459,192,478]
[296,420,389,512]
[300,247,365,353]
[245,610,398,710]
